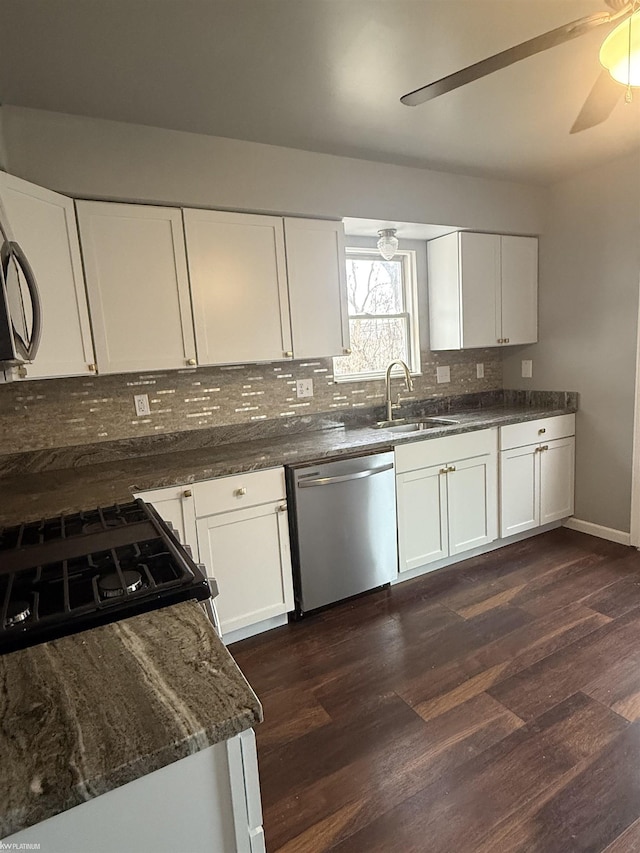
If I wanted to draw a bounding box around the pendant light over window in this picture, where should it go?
[377,229,399,261]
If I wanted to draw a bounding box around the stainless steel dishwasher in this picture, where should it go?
[287,452,397,615]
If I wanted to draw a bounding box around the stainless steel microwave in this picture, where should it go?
[0,196,41,373]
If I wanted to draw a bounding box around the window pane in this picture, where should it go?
[334,318,408,377]
[345,258,404,315]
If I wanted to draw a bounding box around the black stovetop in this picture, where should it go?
[0,500,211,654]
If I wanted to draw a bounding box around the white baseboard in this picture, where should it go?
[563,517,631,546]
[224,613,289,646]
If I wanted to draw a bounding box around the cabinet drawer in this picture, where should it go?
[395,428,497,474]
[193,467,286,517]
[500,414,575,450]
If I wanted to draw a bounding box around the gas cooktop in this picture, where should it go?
[0,500,212,654]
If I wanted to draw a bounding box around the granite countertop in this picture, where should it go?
[0,600,262,839]
[0,401,576,528]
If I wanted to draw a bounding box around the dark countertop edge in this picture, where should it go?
[3,708,261,840]
[0,405,577,527]
[0,601,263,840]
[127,406,578,486]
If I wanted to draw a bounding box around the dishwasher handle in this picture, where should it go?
[297,462,394,488]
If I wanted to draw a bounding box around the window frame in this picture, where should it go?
[333,247,421,383]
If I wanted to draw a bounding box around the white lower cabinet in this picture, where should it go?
[5,729,265,853]
[194,468,294,641]
[136,470,294,642]
[499,415,575,538]
[395,429,498,574]
[133,484,199,560]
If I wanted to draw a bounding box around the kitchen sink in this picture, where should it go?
[375,417,461,433]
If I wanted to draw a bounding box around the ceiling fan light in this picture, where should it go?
[377,229,399,261]
[599,10,640,87]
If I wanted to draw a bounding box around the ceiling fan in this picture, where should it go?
[400,0,639,133]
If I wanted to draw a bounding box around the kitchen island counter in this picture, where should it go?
[0,600,261,839]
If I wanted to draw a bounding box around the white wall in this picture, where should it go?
[0,106,546,234]
[503,150,640,534]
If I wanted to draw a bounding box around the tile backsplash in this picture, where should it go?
[0,350,502,454]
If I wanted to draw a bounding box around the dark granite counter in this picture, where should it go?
[0,395,577,528]
[0,600,262,839]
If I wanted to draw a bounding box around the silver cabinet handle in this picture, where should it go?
[186,358,197,366]
[284,351,293,357]
[234,487,247,496]
[183,489,193,498]
[278,504,288,512]
[298,463,394,488]
[538,428,546,434]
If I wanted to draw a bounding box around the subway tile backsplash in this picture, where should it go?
[0,350,501,454]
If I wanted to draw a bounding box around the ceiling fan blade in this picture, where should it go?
[400,7,632,107]
[570,70,623,132]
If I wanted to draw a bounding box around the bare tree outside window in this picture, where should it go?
[334,249,419,380]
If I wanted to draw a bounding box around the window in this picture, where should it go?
[333,248,420,381]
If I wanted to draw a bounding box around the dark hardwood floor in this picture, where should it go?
[231,528,640,852]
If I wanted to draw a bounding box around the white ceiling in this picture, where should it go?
[343,218,457,240]
[1,0,639,184]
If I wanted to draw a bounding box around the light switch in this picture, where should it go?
[436,366,451,384]
[522,360,533,379]
[476,363,484,379]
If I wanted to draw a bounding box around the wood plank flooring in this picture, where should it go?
[231,528,640,852]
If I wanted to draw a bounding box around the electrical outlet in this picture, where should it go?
[134,394,151,416]
[436,366,451,384]
[476,363,484,379]
[296,379,314,399]
[522,359,533,379]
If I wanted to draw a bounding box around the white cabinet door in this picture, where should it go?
[396,465,448,572]
[77,201,196,374]
[540,436,575,525]
[447,453,498,555]
[183,209,292,365]
[0,173,95,379]
[500,236,538,345]
[460,232,501,349]
[284,217,350,358]
[133,485,199,562]
[499,445,540,537]
[196,501,294,636]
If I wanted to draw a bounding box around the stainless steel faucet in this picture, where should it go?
[384,360,414,422]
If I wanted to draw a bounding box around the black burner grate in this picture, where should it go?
[0,500,211,654]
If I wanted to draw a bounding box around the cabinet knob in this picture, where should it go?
[538,428,546,434]
[497,338,503,344]
[183,489,193,498]
[541,445,549,451]
[278,504,288,512]
[448,465,456,472]
[186,358,197,366]
[505,338,510,344]
[88,363,97,373]
[440,467,448,475]
[284,351,293,358]
[343,348,352,355]
[234,487,247,497]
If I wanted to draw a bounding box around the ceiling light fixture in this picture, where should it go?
[600,7,640,91]
[377,229,399,261]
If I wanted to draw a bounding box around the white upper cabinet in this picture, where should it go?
[500,235,538,345]
[427,231,538,350]
[0,173,95,379]
[77,201,196,374]
[284,217,350,359]
[183,209,292,365]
